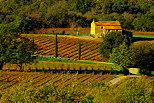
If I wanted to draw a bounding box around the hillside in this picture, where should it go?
[0,0,154,102]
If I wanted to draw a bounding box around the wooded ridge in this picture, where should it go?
[0,0,154,33]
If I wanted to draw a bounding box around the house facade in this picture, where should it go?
[91,20,122,38]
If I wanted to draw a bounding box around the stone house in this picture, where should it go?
[91,20,122,38]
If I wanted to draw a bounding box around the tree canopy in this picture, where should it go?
[130,41,154,73]
[0,0,154,33]
[107,40,154,73]
[99,32,132,59]
[0,32,34,70]
[109,43,135,68]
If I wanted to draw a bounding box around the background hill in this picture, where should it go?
[0,0,154,33]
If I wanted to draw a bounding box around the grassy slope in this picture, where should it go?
[36,56,114,65]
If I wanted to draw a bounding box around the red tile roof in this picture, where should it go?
[95,21,121,26]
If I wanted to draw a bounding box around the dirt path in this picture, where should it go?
[109,75,140,86]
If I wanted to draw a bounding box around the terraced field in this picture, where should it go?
[22,34,105,61]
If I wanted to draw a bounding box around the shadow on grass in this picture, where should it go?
[133,37,154,42]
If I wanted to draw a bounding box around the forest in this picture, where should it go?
[0,0,154,33]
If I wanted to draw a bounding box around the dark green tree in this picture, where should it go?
[132,14,154,31]
[78,42,81,60]
[109,43,135,68]
[112,0,128,13]
[99,32,132,59]
[45,0,68,27]
[0,32,34,70]
[12,16,33,33]
[0,16,33,34]
[68,0,93,14]
[130,41,154,73]
[55,34,58,58]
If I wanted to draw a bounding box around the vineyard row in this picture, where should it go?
[21,34,105,61]
[0,71,117,94]
[2,61,119,71]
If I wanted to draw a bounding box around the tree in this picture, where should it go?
[99,32,132,59]
[0,16,33,34]
[132,14,154,31]
[12,16,33,33]
[68,0,93,14]
[122,12,134,29]
[112,0,128,13]
[109,43,135,68]
[107,40,154,73]
[0,32,34,70]
[130,41,154,73]
[45,0,69,27]
[55,34,58,58]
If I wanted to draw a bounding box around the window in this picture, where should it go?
[116,29,119,32]
[100,26,104,29]
[107,29,113,32]
[107,29,111,32]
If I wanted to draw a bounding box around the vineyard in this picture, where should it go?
[0,71,116,91]
[0,71,117,102]
[21,34,105,61]
[1,0,154,101]
[1,71,153,102]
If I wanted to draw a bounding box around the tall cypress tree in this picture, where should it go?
[55,34,58,58]
[78,42,81,60]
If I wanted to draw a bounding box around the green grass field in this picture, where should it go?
[36,56,118,67]
[133,34,154,38]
